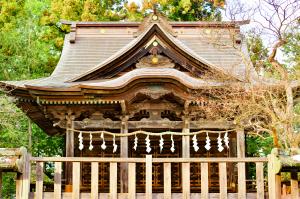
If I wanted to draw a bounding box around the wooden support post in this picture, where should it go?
[128,163,136,199]
[236,128,245,158]
[120,116,129,193]
[65,113,75,188]
[164,163,171,199]
[91,162,99,199]
[21,151,31,199]
[256,162,264,199]
[201,163,209,199]
[146,155,152,199]
[267,155,281,199]
[110,163,118,199]
[54,162,62,199]
[291,170,299,199]
[36,162,44,199]
[219,162,228,199]
[275,174,281,198]
[238,162,246,199]
[182,116,190,199]
[72,162,80,199]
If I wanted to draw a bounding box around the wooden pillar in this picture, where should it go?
[236,128,245,158]
[65,113,75,188]
[182,116,190,198]
[120,116,129,193]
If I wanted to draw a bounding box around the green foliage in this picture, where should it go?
[141,0,223,21]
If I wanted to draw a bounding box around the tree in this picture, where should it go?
[228,0,300,150]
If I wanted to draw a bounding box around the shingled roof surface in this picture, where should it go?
[2,17,256,89]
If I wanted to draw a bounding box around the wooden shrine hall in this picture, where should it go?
[1,12,286,199]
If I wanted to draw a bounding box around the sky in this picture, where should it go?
[128,0,299,63]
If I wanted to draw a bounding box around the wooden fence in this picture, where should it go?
[0,154,296,199]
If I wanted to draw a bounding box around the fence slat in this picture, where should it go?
[110,162,117,199]
[164,163,171,199]
[201,163,209,199]
[238,162,246,199]
[182,163,190,199]
[54,162,62,199]
[256,162,264,199]
[72,162,80,199]
[291,171,299,199]
[36,162,44,199]
[219,162,227,199]
[128,163,136,199]
[91,162,99,199]
[146,155,152,199]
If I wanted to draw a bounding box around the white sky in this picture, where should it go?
[128,0,299,63]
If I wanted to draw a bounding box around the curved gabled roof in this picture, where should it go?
[69,21,244,82]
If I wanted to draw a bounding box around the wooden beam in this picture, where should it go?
[236,128,245,158]
[120,116,129,193]
[73,120,234,130]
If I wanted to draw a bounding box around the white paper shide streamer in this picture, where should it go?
[89,133,93,151]
[217,133,224,152]
[101,132,107,150]
[170,134,175,153]
[78,131,84,150]
[192,134,199,152]
[133,134,138,151]
[224,132,229,148]
[113,134,117,153]
[205,132,211,151]
[145,135,151,153]
[159,135,164,153]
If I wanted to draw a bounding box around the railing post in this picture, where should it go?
[18,150,31,199]
[291,170,299,199]
[219,162,227,199]
[110,162,118,199]
[268,154,281,199]
[146,155,152,199]
[164,163,171,199]
[91,162,99,199]
[128,163,136,199]
[54,162,62,199]
[36,162,44,199]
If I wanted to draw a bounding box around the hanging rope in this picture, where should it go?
[68,128,236,137]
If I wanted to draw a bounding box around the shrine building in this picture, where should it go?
[0,12,278,199]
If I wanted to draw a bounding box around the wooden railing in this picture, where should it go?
[18,156,274,199]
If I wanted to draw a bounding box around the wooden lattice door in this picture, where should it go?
[129,137,182,193]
